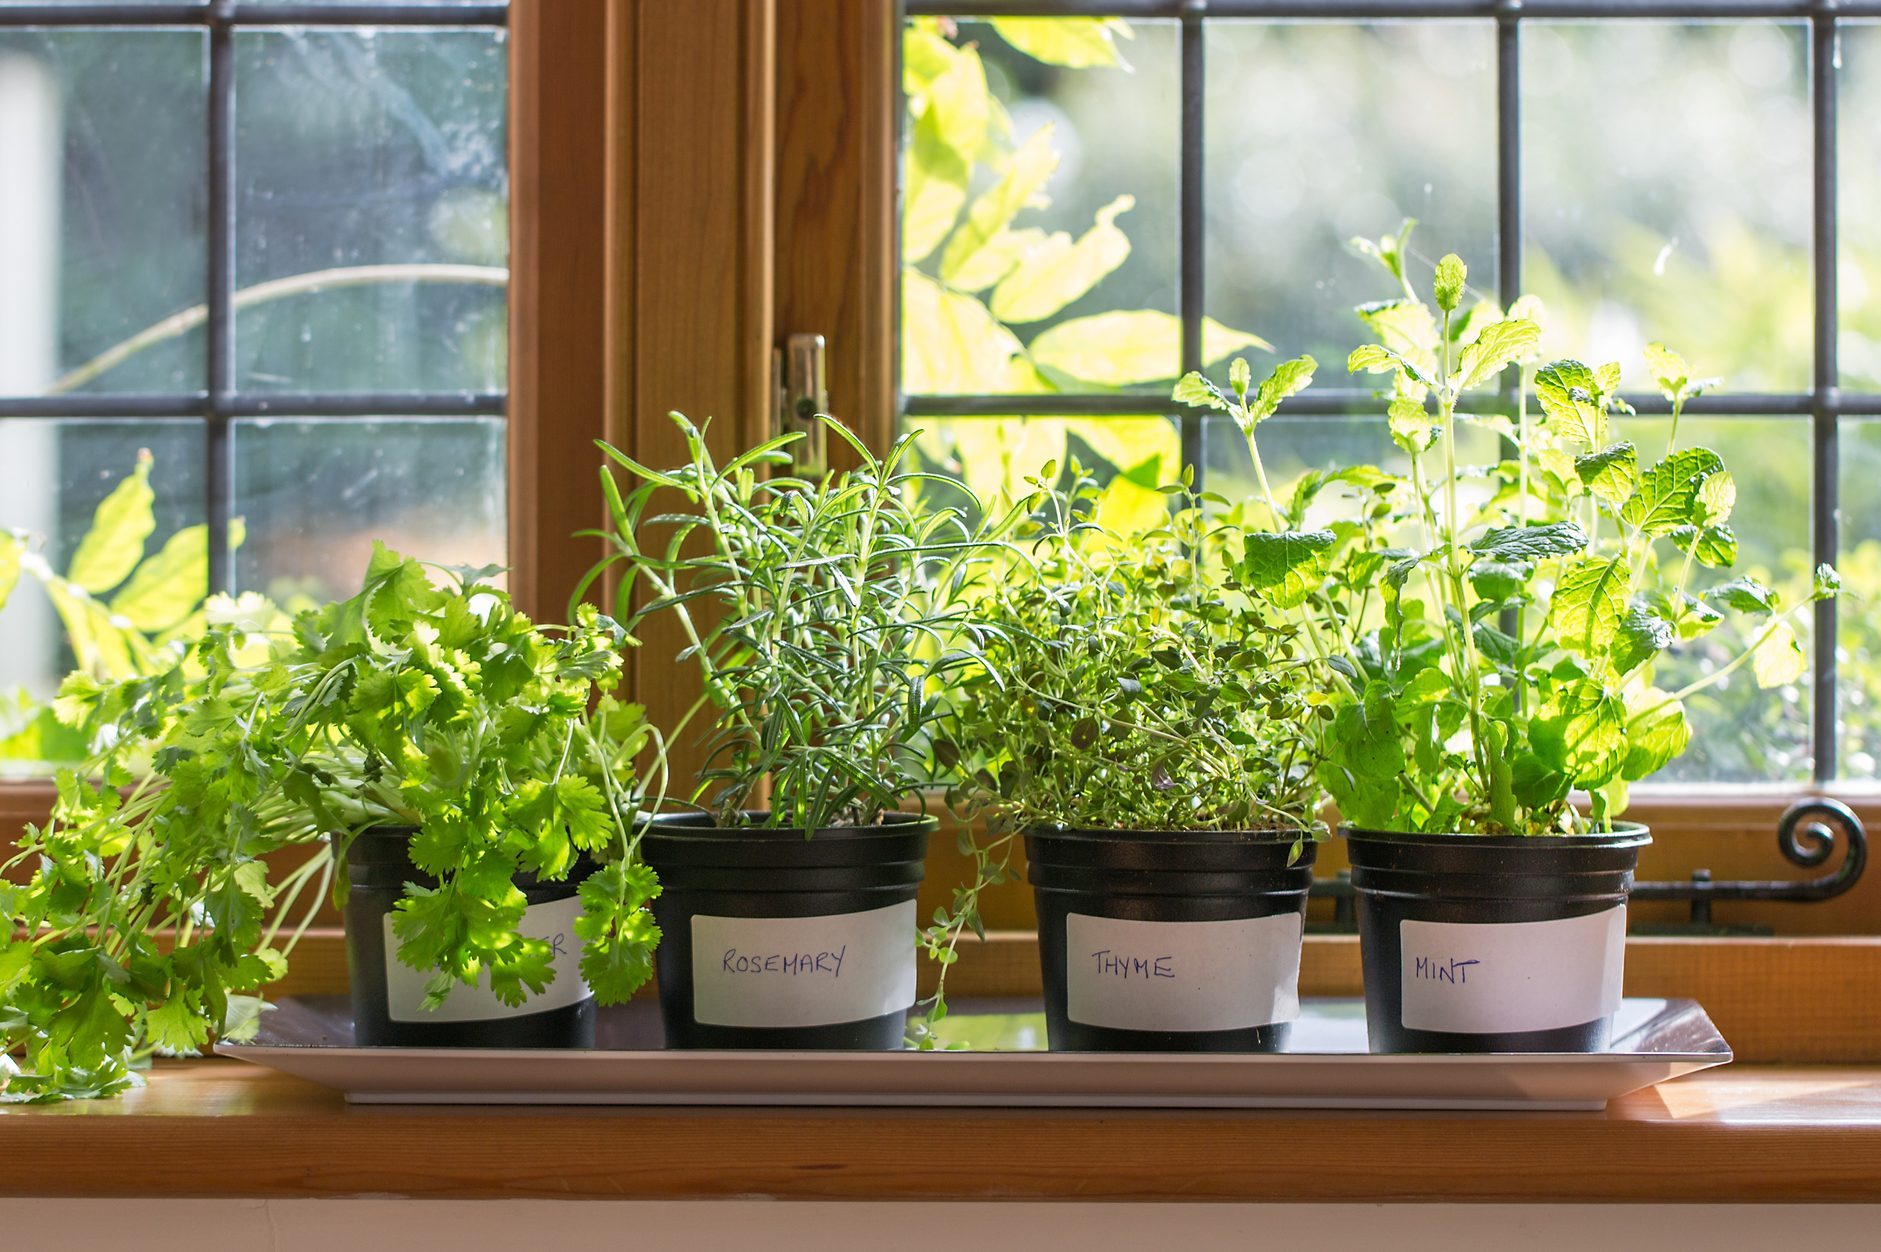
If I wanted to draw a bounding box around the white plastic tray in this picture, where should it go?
[217,996,1730,1111]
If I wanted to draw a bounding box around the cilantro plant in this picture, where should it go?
[582,413,1010,832]
[1,545,657,1100]
[1179,236,1838,836]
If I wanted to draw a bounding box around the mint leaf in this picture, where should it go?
[1456,317,1541,389]
[1469,521,1587,561]
[1671,523,1738,569]
[1319,680,1403,828]
[1347,342,1434,389]
[1612,607,1675,676]
[1623,691,1691,781]
[1533,360,1604,451]
[1387,396,1436,452]
[1238,530,1337,610]
[1575,442,1638,506]
[1468,559,1531,605]
[1544,678,1627,789]
[1235,355,1317,436]
[1619,447,1725,537]
[1752,619,1807,688]
[1549,557,1634,657]
[1813,564,1843,600]
[1706,576,1778,616]
[1432,253,1467,313]
[1171,370,1229,412]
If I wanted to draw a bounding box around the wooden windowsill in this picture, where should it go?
[2,1060,1879,1202]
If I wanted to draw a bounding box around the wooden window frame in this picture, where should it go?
[6,0,1875,941]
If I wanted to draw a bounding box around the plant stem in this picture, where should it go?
[47,264,507,395]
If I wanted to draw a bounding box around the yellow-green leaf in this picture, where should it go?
[902,46,988,264]
[0,530,22,611]
[940,126,1059,289]
[946,227,1048,296]
[1027,311,1270,388]
[990,17,1132,69]
[902,270,1024,394]
[1752,618,1807,688]
[991,194,1133,324]
[109,518,246,633]
[66,451,155,594]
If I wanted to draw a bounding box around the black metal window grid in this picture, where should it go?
[0,1,510,598]
[901,0,1876,787]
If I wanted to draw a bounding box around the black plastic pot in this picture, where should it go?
[342,827,600,1048]
[1343,824,1651,1054]
[1026,826,1317,1052]
[639,811,934,1049]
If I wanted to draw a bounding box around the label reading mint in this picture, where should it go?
[1399,906,1626,1034]
[1065,912,1304,1033]
[383,893,590,1024]
[690,900,917,1029]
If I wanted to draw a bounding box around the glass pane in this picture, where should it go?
[0,30,206,395]
[1205,21,1496,369]
[231,417,505,604]
[233,28,509,394]
[1838,418,1881,782]
[901,16,1180,396]
[0,420,205,750]
[1643,417,1814,783]
[1522,22,1811,393]
[1838,23,1881,392]
[905,415,1180,531]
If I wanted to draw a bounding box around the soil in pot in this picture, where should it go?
[342,827,600,1048]
[1342,825,1651,1054]
[640,811,934,1049]
[1026,827,1317,1052]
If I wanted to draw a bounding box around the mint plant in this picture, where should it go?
[1176,236,1837,835]
[2,546,656,1100]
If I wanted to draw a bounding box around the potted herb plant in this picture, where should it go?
[2,545,660,1098]
[1188,238,1838,1053]
[583,414,1004,1049]
[941,455,1326,1052]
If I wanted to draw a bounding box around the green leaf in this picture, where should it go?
[1171,370,1229,412]
[1347,342,1434,389]
[1234,355,1317,437]
[991,16,1132,69]
[1533,360,1604,451]
[1355,299,1438,376]
[1752,618,1807,688]
[1542,678,1628,790]
[1432,254,1467,313]
[1469,521,1587,561]
[1706,576,1779,616]
[1237,530,1336,610]
[1612,606,1675,676]
[1696,470,1736,526]
[67,451,156,594]
[1619,448,1725,537]
[1549,557,1634,658]
[1813,564,1843,600]
[1027,311,1270,388]
[902,271,1024,394]
[991,194,1132,322]
[902,46,988,264]
[1670,523,1738,569]
[1387,396,1436,453]
[1456,317,1541,389]
[1575,442,1638,506]
[1468,558,1531,605]
[145,995,212,1056]
[1643,342,1691,398]
[940,127,1060,290]
[1320,681,1403,828]
[1623,690,1691,781]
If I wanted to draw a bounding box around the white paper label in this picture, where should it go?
[1399,906,1626,1034]
[1064,912,1304,1033]
[383,893,591,1024]
[690,900,917,1029]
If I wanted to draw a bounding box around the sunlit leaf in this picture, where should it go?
[1027,310,1270,388]
[67,451,156,594]
[902,270,1024,394]
[991,194,1133,323]
[1752,618,1807,688]
[109,518,247,633]
[990,16,1133,69]
[940,126,1059,289]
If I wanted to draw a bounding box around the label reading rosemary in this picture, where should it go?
[691,901,916,1029]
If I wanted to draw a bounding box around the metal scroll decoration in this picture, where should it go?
[1628,797,1868,926]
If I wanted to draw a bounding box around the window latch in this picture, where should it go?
[773,332,828,477]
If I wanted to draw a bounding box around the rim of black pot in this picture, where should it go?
[637,809,939,839]
[1339,822,1651,850]
[1026,823,1317,846]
